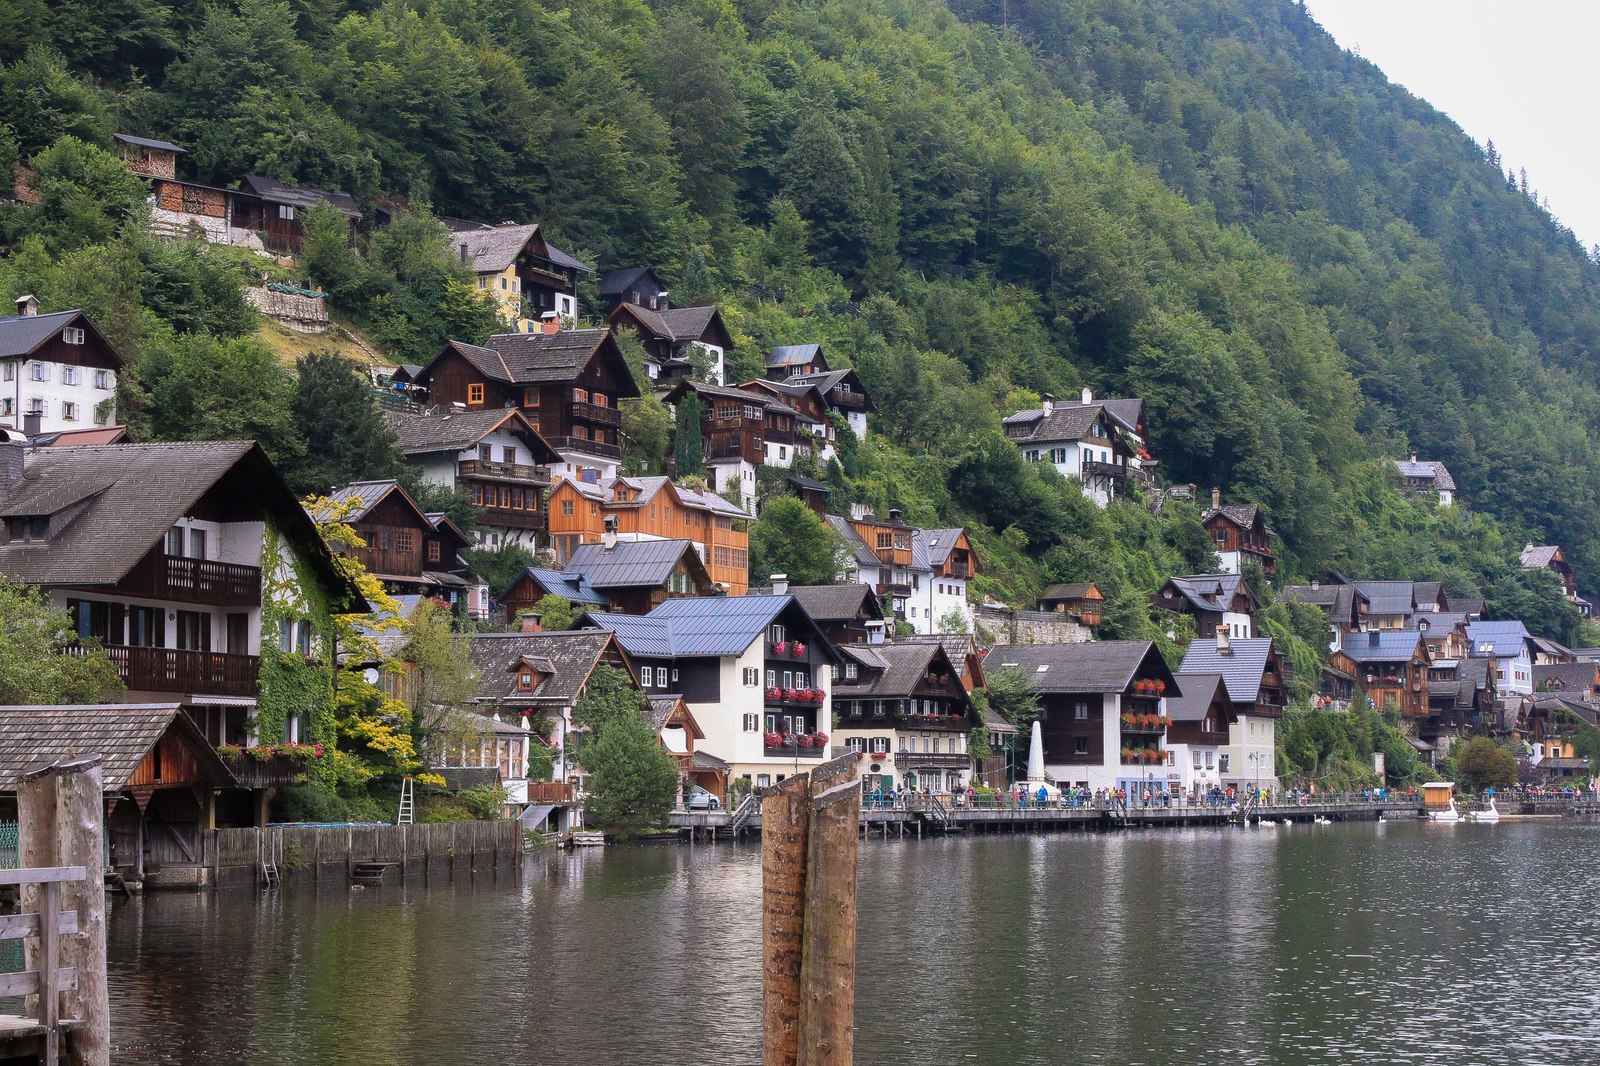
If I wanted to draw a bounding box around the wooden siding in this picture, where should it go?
[126,731,206,788]
[1042,693,1105,765]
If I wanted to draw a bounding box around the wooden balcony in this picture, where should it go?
[893,751,970,770]
[119,553,261,607]
[945,561,973,579]
[545,435,621,460]
[219,752,313,789]
[828,390,868,409]
[457,459,552,484]
[103,645,260,698]
[527,781,576,805]
[569,401,621,427]
[474,506,547,532]
[1082,460,1130,483]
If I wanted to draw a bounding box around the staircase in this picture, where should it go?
[518,804,556,831]
[396,776,414,826]
[351,861,398,887]
[725,794,759,838]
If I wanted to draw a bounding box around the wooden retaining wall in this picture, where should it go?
[207,821,520,889]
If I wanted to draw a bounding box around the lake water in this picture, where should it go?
[107,819,1600,1064]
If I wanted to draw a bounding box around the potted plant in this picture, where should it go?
[765,731,783,748]
[1121,713,1134,727]
[792,641,807,657]
[783,687,798,701]
[766,686,781,702]
[796,734,812,749]
[813,731,828,746]
[1155,680,1167,695]
[1120,746,1134,761]
[773,640,788,655]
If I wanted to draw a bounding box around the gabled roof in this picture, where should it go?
[589,595,843,663]
[114,133,185,154]
[0,308,126,365]
[239,174,361,219]
[599,267,660,298]
[1394,458,1456,492]
[451,223,541,275]
[1202,502,1265,530]
[610,302,729,349]
[919,528,969,568]
[1520,545,1562,569]
[748,583,884,624]
[768,344,829,371]
[834,642,961,700]
[1412,581,1446,609]
[780,369,877,413]
[825,516,883,570]
[1165,672,1228,722]
[1002,404,1109,445]
[0,441,363,611]
[419,330,639,397]
[1178,637,1277,703]
[385,407,559,462]
[0,704,232,792]
[468,630,627,704]
[33,426,133,447]
[1158,573,1251,615]
[1528,636,1575,661]
[1040,583,1100,602]
[1280,582,1368,622]
[1341,630,1426,663]
[565,539,709,590]
[329,479,431,526]
[517,567,610,607]
[1353,581,1417,617]
[1533,662,1597,697]
[1466,620,1533,658]
[602,475,747,519]
[984,641,1174,694]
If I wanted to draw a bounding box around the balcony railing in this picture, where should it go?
[527,781,577,805]
[544,435,621,460]
[474,508,547,532]
[764,744,826,759]
[457,459,552,483]
[120,553,261,607]
[1082,460,1130,483]
[945,562,973,579]
[569,401,622,427]
[892,752,971,769]
[828,390,867,409]
[100,645,260,698]
[219,752,313,789]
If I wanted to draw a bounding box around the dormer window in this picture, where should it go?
[62,327,85,345]
[6,517,48,542]
[518,670,535,692]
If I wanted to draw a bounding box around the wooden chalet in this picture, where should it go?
[444,219,592,327]
[232,175,361,254]
[598,267,669,315]
[499,538,713,619]
[748,581,885,647]
[1521,544,1578,602]
[1037,582,1104,626]
[833,641,979,793]
[608,301,733,385]
[1342,629,1431,718]
[773,367,876,440]
[1177,634,1288,789]
[1152,573,1258,640]
[765,343,832,381]
[1201,492,1277,580]
[0,704,234,886]
[663,380,800,470]
[328,481,476,606]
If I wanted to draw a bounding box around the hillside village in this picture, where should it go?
[1,126,1597,867]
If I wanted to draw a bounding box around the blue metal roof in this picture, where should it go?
[584,612,675,657]
[523,567,608,607]
[1465,620,1532,658]
[1341,630,1425,663]
[587,595,845,662]
[1179,638,1275,703]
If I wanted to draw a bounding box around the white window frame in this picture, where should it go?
[61,327,85,345]
[61,366,80,386]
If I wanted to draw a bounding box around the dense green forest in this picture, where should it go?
[3,0,1597,653]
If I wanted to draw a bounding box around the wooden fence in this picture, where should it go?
[207,820,520,888]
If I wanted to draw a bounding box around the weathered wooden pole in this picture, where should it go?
[761,774,810,1066]
[19,755,111,1066]
[796,753,862,1066]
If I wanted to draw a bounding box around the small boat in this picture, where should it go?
[1428,797,1461,822]
[1466,798,1500,823]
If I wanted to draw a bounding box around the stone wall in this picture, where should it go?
[975,605,1092,646]
[245,286,329,334]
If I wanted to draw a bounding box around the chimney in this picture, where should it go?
[1410,453,1417,463]
[1216,626,1231,655]
[658,290,670,311]
[14,295,37,318]
[1310,580,1320,591]
[519,612,543,633]
[771,573,789,596]
[602,514,618,550]
[1211,487,1221,510]
[1081,386,1093,405]
[0,436,24,498]
[540,311,560,335]
[865,620,887,646]
[22,412,41,438]
[1041,392,1054,416]
[888,507,903,524]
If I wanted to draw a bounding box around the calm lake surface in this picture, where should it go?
[107,819,1600,1065]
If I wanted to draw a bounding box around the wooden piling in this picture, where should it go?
[761,775,810,1066]
[19,755,110,1066]
[796,754,862,1066]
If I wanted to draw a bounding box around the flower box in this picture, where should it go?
[791,642,808,658]
[783,687,799,701]
[765,732,784,748]
[813,732,829,747]
[773,641,788,655]
[766,686,782,702]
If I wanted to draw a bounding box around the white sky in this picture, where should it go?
[1303,0,1600,249]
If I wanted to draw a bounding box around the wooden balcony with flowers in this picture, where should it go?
[1119,746,1165,767]
[767,639,811,660]
[1120,712,1171,734]
[764,731,829,759]
[765,685,827,707]
[217,742,325,788]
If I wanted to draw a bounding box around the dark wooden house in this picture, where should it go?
[1037,582,1104,626]
[231,175,361,254]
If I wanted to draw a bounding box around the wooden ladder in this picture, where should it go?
[396,776,415,826]
[259,829,280,888]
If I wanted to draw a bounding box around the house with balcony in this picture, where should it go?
[608,298,733,385]
[1521,544,1579,605]
[1036,583,1104,627]
[1425,656,1496,752]
[387,407,559,551]
[499,538,714,620]
[1002,391,1137,507]
[1341,629,1432,718]
[1394,455,1457,507]
[663,380,806,511]
[467,627,637,829]
[1162,672,1231,800]
[772,368,876,443]
[826,510,977,634]
[585,595,843,791]
[0,438,365,822]
[832,641,979,794]
[327,480,481,611]
[1349,580,1430,630]
[1153,573,1258,641]
[545,475,751,593]
[1200,492,1277,580]
[1,297,126,434]
[444,219,593,329]
[1465,619,1536,696]
[404,326,639,484]
[1280,579,1370,651]
[983,641,1181,799]
[1177,633,1288,792]
[749,579,886,647]
[646,694,730,803]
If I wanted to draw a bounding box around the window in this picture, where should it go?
[1072,737,1089,756]
[277,204,295,220]
[1,363,12,381]
[502,445,518,465]
[296,621,313,656]
[844,662,858,681]
[0,399,10,417]
[499,277,508,291]
[876,533,893,549]
[61,366,80,386]
[743,668,760,686]
[62,327,85,345]
[560,498,574,516]
[1205,751,1214,769]
[524,388,540,407]
[26,398,43,416]
[1074,700,1089,720]
[175,610,210,652]
[756,774,771,789]
[188,528,207,559]
[1219,754,1231,774]
[766,670,777,689]
[518,670,535,692]
[395,532,414,554]
[29,363,48,381]
[743,713,759,732]
[573,388,588,404]
[60,402,77,422]
[467,383,485,405]
[769,624,786,645]
[1192,751,1203,769]
[427,540,441,563]
[279,618,294,653]
[592,393,608,408]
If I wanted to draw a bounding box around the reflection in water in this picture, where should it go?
[107,822,1600,1065]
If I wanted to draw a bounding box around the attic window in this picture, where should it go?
[1035,664,1049,673]
[6,517,48,542]
[62,327,85,345]
[518,670,535,692]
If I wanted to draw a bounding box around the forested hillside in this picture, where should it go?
[3,0,1597,644]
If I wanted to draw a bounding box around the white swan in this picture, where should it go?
[1314,816,1332,825]
[1428,796,1461,822]
[1466,797,1500,823]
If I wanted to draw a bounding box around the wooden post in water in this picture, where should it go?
[19,755,111,1066]
[761,774,810,1066]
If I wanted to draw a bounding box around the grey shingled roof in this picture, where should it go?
[1280,582,1366,624]
[329,480,428,525]
[452,223,540,275]
[1041,583,1098,602]
[0,309,125,364]
[599,267,656,297]
[1178,637,1276,703]
[564,539,707,589]
[1202,502,1264,529]
[429,330,640,396]
[1412,581,1445,609]
[1160,573,1247,614]
[768,343,826,370]
[1341,630,1425,663]
[239,175,361,219]
[1166,672,1227,722]
[985,642,1171,694]
[584,612,675,658]
[0,441,362,610]
[1533,662,1597,697]
[386,408,557,460]
[749,584,883,624]
[1521,545,1561,569]
[1003,404,1108,445]
[468,631,624,704]
[1354,581,1417,617]
[833,642,942,699]
[0,704,232,792]
[617,302,721,345]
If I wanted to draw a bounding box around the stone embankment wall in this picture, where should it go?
[245,286,330,333]
[975,605,1092,645]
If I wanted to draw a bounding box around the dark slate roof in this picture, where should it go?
[781,369,876,412]
[1354,581,1416,616]
[616,302,721,344]
[644,695,684,731]
[785,474,830,492]
[919,528,968,568]
[0,441,362,610]
[1160,573,1246,614]
[452,223,540,275]
[985,642,1170,694]
[518,567,609,607]
[1002,405,1103,444]
[834,642,941,699]
[768,344,827,370]
[1521,545,1561,569]
[543,242,594,274]
[1280,582,1366,623]
[1394,458,1456,491]
[483,329,609,383]
[1341,630,1425,663]
[1202,503,1263,529]
[749,584,883,624]
[1533,662,1596,695]
[0,704,232,791]
[1041,583,1097,601]
[1408,611,1470,633]
[599,267,656,297]
[1166,672,1227,722]
[1178,638,1276,703]
[1466,620,1533,658]
[1412,581,1445,609]
[1445,594,1485,616]
[468,631,622,704]
[239,175,361,219]
[386,408,556,459]
[114,133,185,153]
[565,539,705,589]
[329,480,428,525]
[0,309,124,363]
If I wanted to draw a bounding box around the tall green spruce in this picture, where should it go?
[574,666,679,837]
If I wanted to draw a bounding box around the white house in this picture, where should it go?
[0,299,125,435]
[826,512,977,635]
[1394,455,1456,507]
[1465,620,1535,696]
[1002,389,1138,507]
[1177,634,1288,795]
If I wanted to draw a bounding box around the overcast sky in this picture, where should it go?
[1303,0,1600,250]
